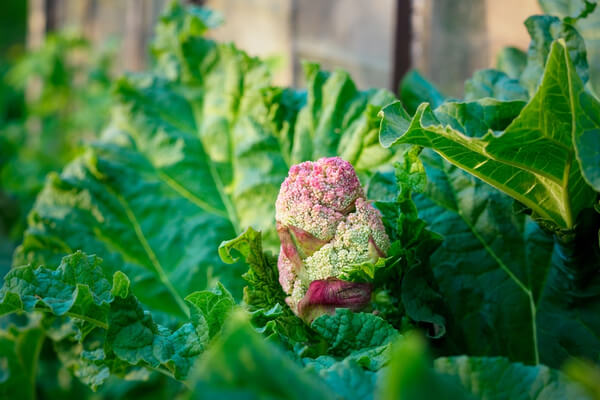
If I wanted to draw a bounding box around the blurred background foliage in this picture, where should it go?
[0,0,28,274]
[0,7,115,275]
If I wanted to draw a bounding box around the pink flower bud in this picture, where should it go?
[297,278,372,322]
[275,157,390,321]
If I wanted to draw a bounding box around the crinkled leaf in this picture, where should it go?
[219,227,285,310]
[0,252,112,325]
[219,227,312,345]
[464,69,529,101]
[399,69,445,115]
[104,294,206,380]
[412,150,600,368]
[394,146,428,197]
[496,47,528,79]
[521,16,589,94]
[539,0,600,93]
[311,309,398,369]
[380,40,597,230]
[184,282,235,339]
[0,252,210,388]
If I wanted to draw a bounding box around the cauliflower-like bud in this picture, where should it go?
[276,157,390,322]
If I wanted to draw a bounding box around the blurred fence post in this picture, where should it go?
[412,0,488,97]
[28,0,542,92]
[124,0,146,71]
[28,0,46,49]
[391,0,412,93]
[26,0,175,73]
[411,0,541,97]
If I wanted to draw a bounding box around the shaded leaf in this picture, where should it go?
[379,333,591,400]
[464,69,528,101]
[399,70,445,115]
[0,318,45,400]
[412,150,600,367]
[311,309,398,365]
[188,310,335,400]
[496,46,528,79]
[521,16,589,94]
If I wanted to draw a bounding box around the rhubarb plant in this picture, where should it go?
[1,1,599,399]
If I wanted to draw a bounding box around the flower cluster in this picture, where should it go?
[275,157,390,321]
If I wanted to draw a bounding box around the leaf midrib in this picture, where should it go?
[435,165,540,364]
[118,118,230,219]
[421,104,571,185]
[410,47,584,228]
[429,146,557,225]
[563,41,577,229]
[106,186,188,316]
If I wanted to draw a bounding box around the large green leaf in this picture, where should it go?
[525,2,600,190]
[411,150,600,368]
[311,310,398,357]
[380,40,597,230]
[0,252,228,388]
